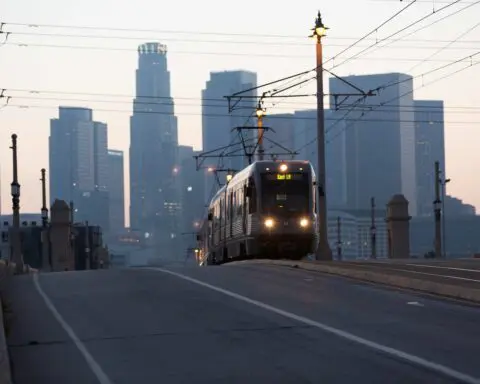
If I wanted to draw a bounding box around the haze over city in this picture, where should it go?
[1,0,479,225]
[2,2,480,383]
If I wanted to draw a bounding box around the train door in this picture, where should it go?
[229,191,234,238]
[242,184,247,234]
[223,195,228,244]
[208,209,213,249]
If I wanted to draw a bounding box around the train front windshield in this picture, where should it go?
[260,173,310,216]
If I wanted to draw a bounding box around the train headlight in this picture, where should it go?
[264,218,274,228]
[299,218,309,227]
[279,163,288,172]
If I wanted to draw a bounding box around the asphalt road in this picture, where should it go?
[6,262,480,384]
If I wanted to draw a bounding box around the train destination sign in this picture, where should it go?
[277,174,292,180]
[264,173,304,181]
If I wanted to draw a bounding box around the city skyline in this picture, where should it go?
[1,0,479,223]
[0,68,476,224]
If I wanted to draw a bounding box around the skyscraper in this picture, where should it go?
[414,100,445,216]
[262,113,296,160]
[49,107,109,228]
[93,122,109,191]
[292,109,347,209]
[129,42,180,255]
[201,70,257,204]
[329,73,417,215]
[107,150,125,235]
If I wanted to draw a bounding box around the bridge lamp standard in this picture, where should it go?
[310,11,332,261]
[256,103,266,161]
[440,178,451,258]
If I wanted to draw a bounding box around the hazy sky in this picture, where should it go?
[1,0,479,225]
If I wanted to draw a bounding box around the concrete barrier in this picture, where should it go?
[249,259,480,305]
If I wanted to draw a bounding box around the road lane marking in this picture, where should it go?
[148,267,480,384]
[405,264,480,274]
[407,301,425,307]
[33,274,113,384]
[384,268,480,283]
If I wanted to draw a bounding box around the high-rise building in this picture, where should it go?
[49,107,110,229]
[129,42,180,256]
[107,150,125,235]
[292,109,347,209]
[329,73,417,215]
[93,122,109,191]
[262,113,296,160]
[414,100,445,217]
[202,70,257,204]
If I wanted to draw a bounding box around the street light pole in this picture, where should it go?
[41,168,48,228]
[433,161,442,259]
[312,11,332,261]
[441,178,450,258]
[256,102,265,161]
[40,168,52,271]
[10,134,24,273]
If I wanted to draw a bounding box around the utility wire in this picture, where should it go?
[295,52,480,153]
[7,41,477,63]
[324,0,418,66]
[329,0,464,69]
[371,50,480,93]
[345,0,480,66]
[4,103,479,124]
[3,87,479,111]
[325,58,480,146]
[406,20,480,73]
[4,30,480,50]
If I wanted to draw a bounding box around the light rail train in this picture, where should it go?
[196,160,318,265]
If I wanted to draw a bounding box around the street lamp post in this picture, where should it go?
[41,168,48,228]
[256,102,266,161]
[433,161,442,259]
[311,11,332,261]
[440,178,451,258]
[10,134,24,273]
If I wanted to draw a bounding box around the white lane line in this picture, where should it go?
[147,267,480,384]
[385,268,480,283]
[407,301,425,307]
[33,274,113,384]
[405,264,480,274]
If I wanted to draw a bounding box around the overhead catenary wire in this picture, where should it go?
[323,59,480,146]
[406,20,480,73]
[6,41,479,63]
[371,50,480,93]
[324,0,418,66]
[295,56,480,153]
[1,3,478,152]
[4,22,480,45]
[3,102,479,125]
[343,0,480,66]
[4,30,480,51]
[1,1,476,106]
[2,87,479,111]
[329,0,464,69]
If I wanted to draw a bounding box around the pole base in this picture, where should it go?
[14,261,25,275]
[315,240,333,261]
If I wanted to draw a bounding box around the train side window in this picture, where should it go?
[248,179,257,214]
[237,189,242,215]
